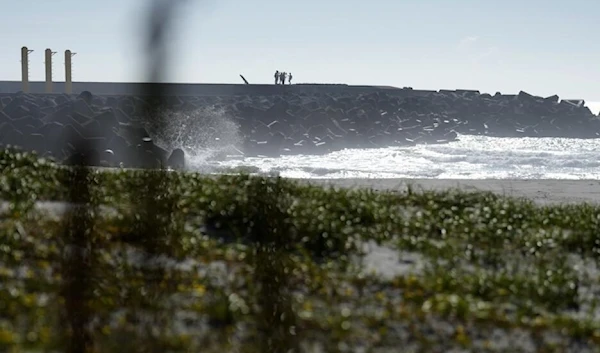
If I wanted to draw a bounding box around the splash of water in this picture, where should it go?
[145,106,244,169]
[200,134,600,179]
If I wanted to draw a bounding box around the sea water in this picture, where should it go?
[178,103,600,180]
[192,134,600,180]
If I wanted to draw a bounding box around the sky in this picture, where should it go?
[1,0,599,103]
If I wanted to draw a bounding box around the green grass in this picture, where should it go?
[1,147,600,352]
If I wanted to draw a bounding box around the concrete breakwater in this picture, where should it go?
[0,83,598,169]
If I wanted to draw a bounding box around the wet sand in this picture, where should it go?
[299,178,600,205]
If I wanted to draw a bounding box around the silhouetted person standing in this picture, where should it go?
[288,72,293,85]
[281,72,287,85]
[274,70,279,85]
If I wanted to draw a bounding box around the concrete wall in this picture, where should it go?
[0,80,441,98]
[2,80,542,102]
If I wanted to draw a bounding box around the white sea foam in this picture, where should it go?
[188,134,600,180]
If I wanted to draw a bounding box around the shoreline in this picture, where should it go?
[51,163,600,205]
[91,166,600,205]
[298,178,600,205]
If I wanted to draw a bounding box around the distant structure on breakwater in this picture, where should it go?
[17,46,77,94]
[1,47,587,106]
[0,79,438,97]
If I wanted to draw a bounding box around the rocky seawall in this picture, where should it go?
[0,86,598,169]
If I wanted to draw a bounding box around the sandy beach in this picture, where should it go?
[300,178,600,205]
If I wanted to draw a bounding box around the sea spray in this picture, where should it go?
[200,134,600,180]
[144,105,244,169]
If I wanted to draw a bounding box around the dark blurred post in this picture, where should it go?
[61,144,95,353]
[138,0,188,246]
[134,1,189,351]
[250,179,299,353]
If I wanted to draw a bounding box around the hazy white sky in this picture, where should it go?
[1,0,599,102]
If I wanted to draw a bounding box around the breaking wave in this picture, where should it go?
[145,106,244,170]
[199,134,600,179]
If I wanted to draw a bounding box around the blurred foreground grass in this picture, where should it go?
[1,147,600,353]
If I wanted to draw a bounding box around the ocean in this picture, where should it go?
[175,103,600,180]
[187,133,600,180]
